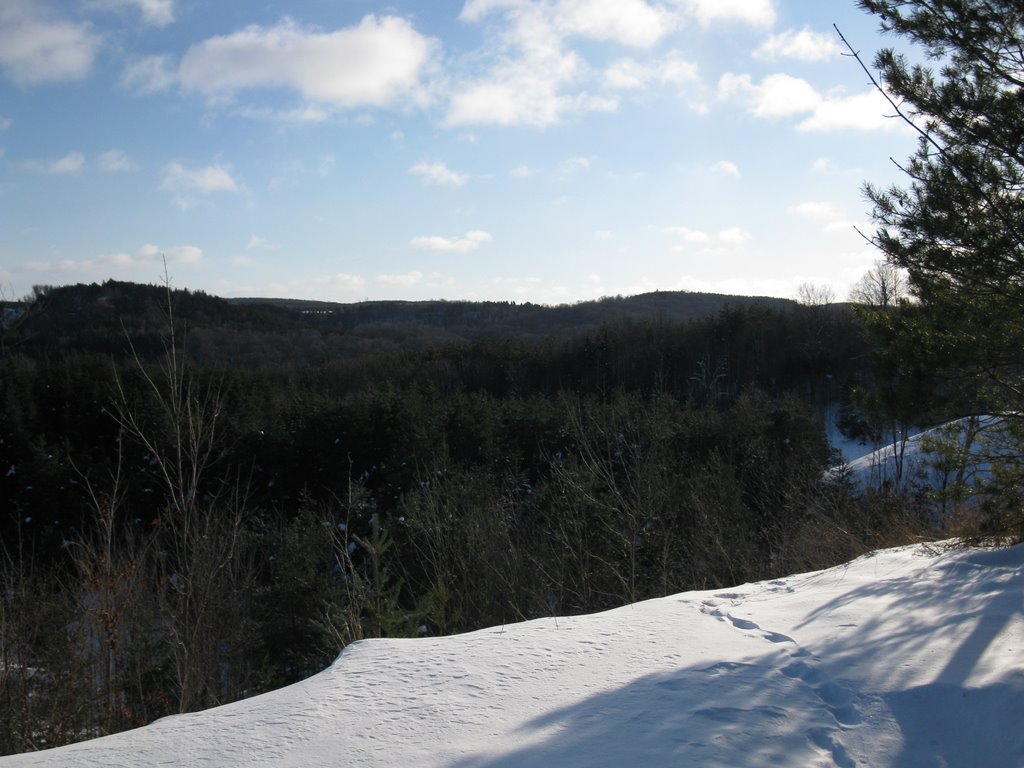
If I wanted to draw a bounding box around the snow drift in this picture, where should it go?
[2,541,1022,767]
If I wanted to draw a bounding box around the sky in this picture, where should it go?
[0,0,922,305]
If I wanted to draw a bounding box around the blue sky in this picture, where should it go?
[0,0,918,304]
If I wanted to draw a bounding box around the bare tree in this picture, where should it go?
[848,260,907,309]
[108,272,256,713]
[795,282,836,307]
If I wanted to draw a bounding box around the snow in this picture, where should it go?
[3,541,1022,767]
[831,416,1005,496]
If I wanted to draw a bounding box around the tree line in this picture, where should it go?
[0,279,922,753]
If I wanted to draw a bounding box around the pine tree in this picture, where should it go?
[852,0,1024,537]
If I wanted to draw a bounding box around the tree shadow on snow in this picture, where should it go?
[454,544,1023,768]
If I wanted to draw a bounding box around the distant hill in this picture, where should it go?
[10,281,798,355]
[231,291,797,342]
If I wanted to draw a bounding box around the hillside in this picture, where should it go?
[3,540,1021,767]
[231,290,798,342]
[10,282,799,355]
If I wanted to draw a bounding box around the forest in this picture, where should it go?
[0,279,955,753]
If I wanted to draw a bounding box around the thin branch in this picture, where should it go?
[835,23,1024,252]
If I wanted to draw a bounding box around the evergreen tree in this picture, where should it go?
[853,0,1024,535]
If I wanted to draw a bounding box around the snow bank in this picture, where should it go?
[3,541,1022,767]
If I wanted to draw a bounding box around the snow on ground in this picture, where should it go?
[3,541,1022,767]
[831,416,1004,496]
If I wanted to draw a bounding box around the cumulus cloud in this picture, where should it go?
[410,230,493,253]
[683,0,776,27]
[461,0,674,48]
[788,200,863,235]
[717,226,752,245]
[812,156,836,173]
[410,161,469,187]
[120,54,178,94]
[23,151,86,175]
[753,26,841,62]
[796,89,905,133]
[448,0,676,127]
[560,156,594,175]
[160,161,240,209]
[445,47,613,127]
[23,243,203,276]
[246,235,280,250]
[98,149,137,172]
[178,16,436,109]
[552,0,675,48]
[0,2,100,85]
[604,51,698,91]
[718,72,819,118]
[664,225,751,247]
[234,104,330,123]
[719,72,906,133]
[710,160,740,178]
[788,201,844,220]
[107,243,202,266]
[663,226,710,243]
[89,0,175,27]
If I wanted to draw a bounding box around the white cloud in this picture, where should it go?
[553,0,674,48]
[788,201,844,220]
[410,230,493,253]
[127,243,202,265]
[797,89,906,133]
[665,225,751,247]
[560,156,594,175]
[710,160,740,178]
[376,271,424,286]
[23,242,203,275]
[604,51,698,91]
[0,116,11,131]
[754,26,841,62]
[445,48,612,127]
[812,156,836,173]
[410,161,469,187]
[717,226,752,245]
[459,1,523,23]
[120,54,178,94]
[179,16,436,110]
[246,235,280,250]
[719,72,906,133]
[683,0,776,27]
[663,226,711,244]
[510,165,536,178]
[234,104,330,123]
[718,72,820,118]
[0,2,100,85]
[448,1,667,127]
[89,0,175,27]
[160,161,240,209]
[461,0,673,48]
[98,149,137,173]
[787,200,863,235]
[23,151,86,175]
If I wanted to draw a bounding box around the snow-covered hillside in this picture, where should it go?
[2,541,1021,767]
[829,415,1011,497]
